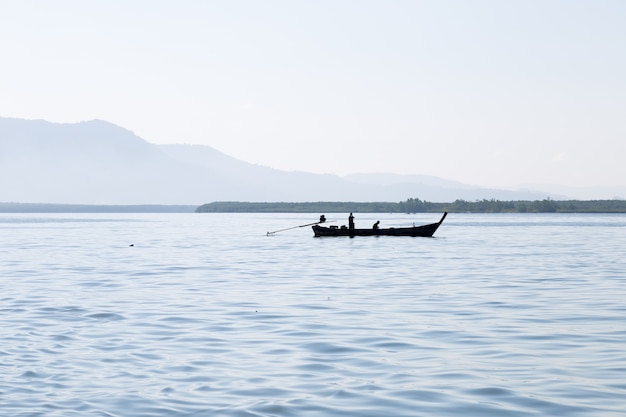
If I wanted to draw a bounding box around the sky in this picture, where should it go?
[1,0,625,189]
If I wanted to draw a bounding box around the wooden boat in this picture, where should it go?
[312,212,447,237]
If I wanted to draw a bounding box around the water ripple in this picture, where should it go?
[1,213,625,416]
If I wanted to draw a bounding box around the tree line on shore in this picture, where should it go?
[196,198,626,213]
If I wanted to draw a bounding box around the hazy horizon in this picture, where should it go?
[2,1,625,190]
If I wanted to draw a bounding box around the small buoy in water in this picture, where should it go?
[129,244,134,247]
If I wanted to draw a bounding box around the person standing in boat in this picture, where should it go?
[372,220,380,230]
[319,214,326,223]
[348,213,355,230]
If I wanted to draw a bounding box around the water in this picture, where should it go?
[1,212,625,416]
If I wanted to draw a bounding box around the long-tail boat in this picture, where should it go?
[312,212,447,237]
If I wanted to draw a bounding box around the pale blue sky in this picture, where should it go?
[1,0,625,188]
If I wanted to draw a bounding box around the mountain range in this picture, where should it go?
[1,117,622,205]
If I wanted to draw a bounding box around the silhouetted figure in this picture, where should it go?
[348,213,355,230]
[372,220,380,230]
[319,215,326,223]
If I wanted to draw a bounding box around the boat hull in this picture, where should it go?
[312,212,447,237]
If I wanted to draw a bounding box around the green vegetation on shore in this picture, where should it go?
[196,198,626,213]
[3,199,625,214]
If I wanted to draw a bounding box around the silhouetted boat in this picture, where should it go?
[312,212,447,237]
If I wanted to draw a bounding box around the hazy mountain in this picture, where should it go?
[343,173,562,201]
[1,118,207,204]
[0,117,603,205]
[515,184,626,201]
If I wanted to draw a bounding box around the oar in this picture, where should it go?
[267,220,333,236]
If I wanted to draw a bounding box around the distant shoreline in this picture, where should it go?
[3,199,626,214]
[197,199,626,214]
[0,203,197,213]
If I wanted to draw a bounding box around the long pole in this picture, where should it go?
[267,220,332,236]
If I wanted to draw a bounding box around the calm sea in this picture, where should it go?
[1,212,625,417]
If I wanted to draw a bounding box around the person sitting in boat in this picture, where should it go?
[319,215,326,223]
[372,220,380,230]
[348,213,355,230]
